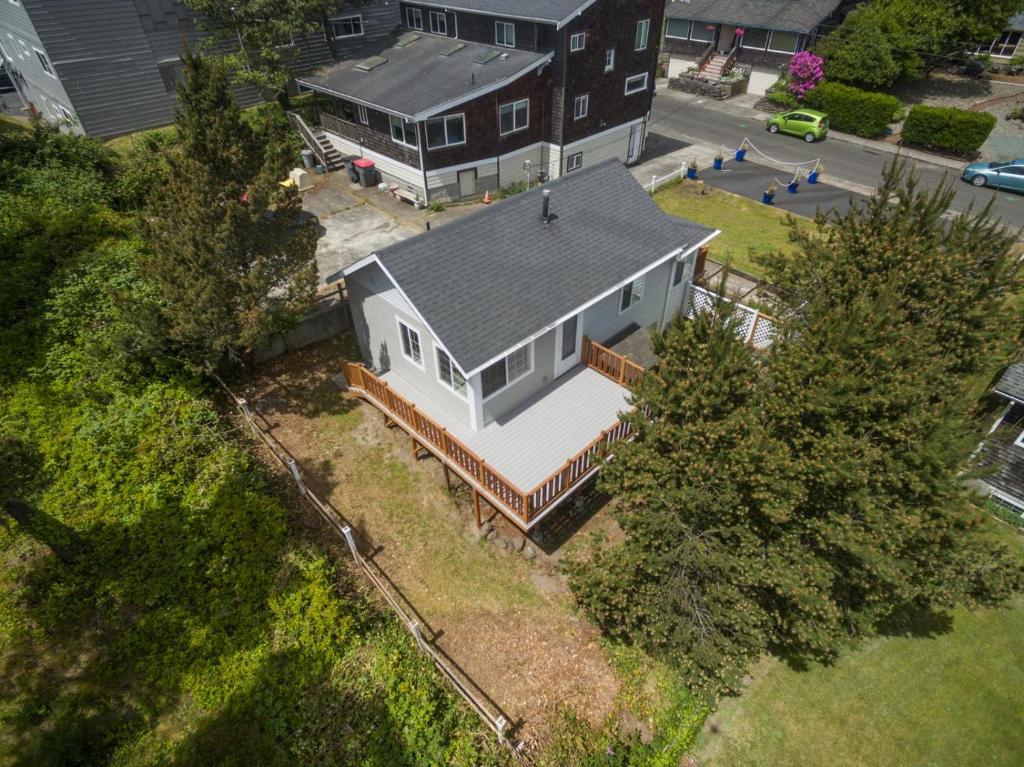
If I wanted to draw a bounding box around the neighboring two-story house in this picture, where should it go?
[295,0,665,203]
[662,0,843,95]
[338,159,717,531]
[0,0,398,138]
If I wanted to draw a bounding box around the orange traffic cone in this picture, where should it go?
[483,190,492,204]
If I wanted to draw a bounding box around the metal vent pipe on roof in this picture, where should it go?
[542,189,551,224]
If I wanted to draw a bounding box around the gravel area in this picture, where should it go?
[892,71,1024,109]
[980,97,1024,160]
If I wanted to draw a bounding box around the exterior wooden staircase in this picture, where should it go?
[287,111,345,171]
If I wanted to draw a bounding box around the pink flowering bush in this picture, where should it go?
[787,51,824,99]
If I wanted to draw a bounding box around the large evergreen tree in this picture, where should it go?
[143,52,317,368]
[568,164,1024,697]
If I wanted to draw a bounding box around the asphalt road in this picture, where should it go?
[649,91,1024,230]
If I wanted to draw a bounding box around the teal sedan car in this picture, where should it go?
[766,109,829,142]
[962,159,1024,191]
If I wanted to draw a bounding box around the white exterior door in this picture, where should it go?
[627,123,644,165]
[458,168,477,198]
[554,313,583,378]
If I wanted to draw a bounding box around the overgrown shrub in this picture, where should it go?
[765,89,799,110]
[803,81,900,138]
[902,104,997,154]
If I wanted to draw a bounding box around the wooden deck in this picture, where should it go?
[340,339,644,530]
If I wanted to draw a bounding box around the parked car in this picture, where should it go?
[766,109,829,142]
[962,159,1024,191]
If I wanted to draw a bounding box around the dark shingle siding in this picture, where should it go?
[371,160,715,373]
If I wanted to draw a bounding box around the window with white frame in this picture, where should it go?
[767,30,800,54]
[665,18,691,39]
[573,93,588,120]
[671,259,686,287]
[739,28,770,49]
[498,98,529,134]
[17,38,29,59]
[56,104,73,122]
[688,22,715,43]
[389,115,418,147]
[624,73,648,95]
[0,38,9,62]
[979,30,1023,57]
[425,113,465,149]
[33,48,55,77]
[604,48,615,72]
[436,349,467,395]
[570,32,586,51]
[429,11,447,35]
[406,7,423,30]
[398,320,423,366]
[481,345,531,399]
[356,103,369,124]
[635,19,650,50]
[329,15,363,38]
[495,21,515,47]
[619,276,645,312]
[566,152,582,172]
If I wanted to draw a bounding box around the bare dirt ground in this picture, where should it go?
[238,336,624,744]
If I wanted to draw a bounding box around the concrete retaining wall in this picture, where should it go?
[254,294,349,364]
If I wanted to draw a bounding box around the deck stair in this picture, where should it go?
[701,52,732,79]
[311,128,344,170]
[287,110,345,171]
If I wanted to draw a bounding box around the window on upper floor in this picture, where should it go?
[570,32,586,52]
[499,98,529,135]
[739,28,770,50]
[635,19,650,51]
[429,11,447,35]
[481,344,532,399]
[16,38,29,60]
[624,73,648,95]
[425,113,466,149]
[574,93,588,120]
[567,152,582,172]
[33,48,55,77]
[356,104,369,124]
[398,320,423,367]
[619,276,645,313]
[0,38,10,62]
[605,48,615,72]
[406,7,423,30]
[389,115,418,147]
[436,349,467,395]
[495,21,515,48]
[329,15,363,38]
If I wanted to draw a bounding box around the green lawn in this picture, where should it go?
[697,525,1024,767]
[654,180,814,278]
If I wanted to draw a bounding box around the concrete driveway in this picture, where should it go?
[302,174,416,286]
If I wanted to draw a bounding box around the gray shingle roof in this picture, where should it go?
[364,160,716,375]
[975,403,1024,503]
[995,363,1024,403]
[665,0,842,34]
[296,33,551,120]
[1011,12,1024,32]
[412,0,592,25]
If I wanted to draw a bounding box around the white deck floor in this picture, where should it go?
[381,365,632,491]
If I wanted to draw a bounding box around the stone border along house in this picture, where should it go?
[294,0,664,204]
[0,0,399,138]
[338,159,717,532]
[661,0,843,96]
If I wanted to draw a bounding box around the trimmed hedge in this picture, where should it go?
[902,105,996,154]
[803,82,900,138]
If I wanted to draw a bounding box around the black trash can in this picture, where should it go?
[347,162,360,184]
[354,158,377,188]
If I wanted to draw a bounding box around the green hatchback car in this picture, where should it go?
[766,109,829,142]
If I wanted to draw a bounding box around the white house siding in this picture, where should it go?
[481,328,557,427]
[558,117,647,175]
[582,258,676,345]
[347,262,474,430]
[0,1,77,130]
[323,132,427,195]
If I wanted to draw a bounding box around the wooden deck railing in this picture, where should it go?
[581,337,646,387]
[341,358,644,527]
